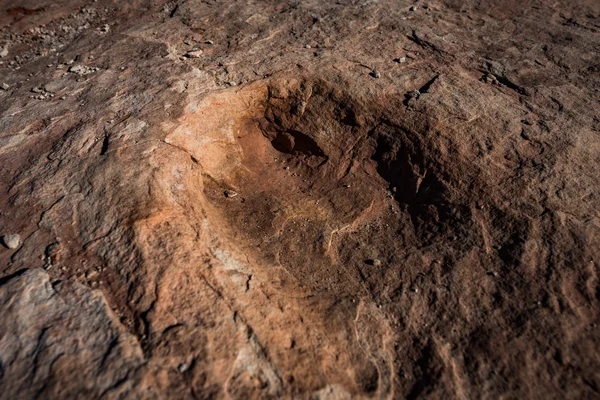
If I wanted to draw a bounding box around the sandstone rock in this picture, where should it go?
[0,269,148,398]
[0,0,599,398]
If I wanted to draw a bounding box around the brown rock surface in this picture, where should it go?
[0,0,599,398]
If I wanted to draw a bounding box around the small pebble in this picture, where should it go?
[86,270,99,279]
[407,89,420,99]
[0,82,9,90]
[178,363,188,373]
[69,65,100,75]
[304,44,311,49]
[483,73,499,85]
[370,70,381,79]
[185,49,203,58]
[394,56,406,63]
[410,5,417,11]
[224,190,238,198]
[45,242,60,257]
[2,234,21,249]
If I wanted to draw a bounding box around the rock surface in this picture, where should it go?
[0,0,599,398]
[0,269,148,398]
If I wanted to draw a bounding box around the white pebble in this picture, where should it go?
[2,234,21,249]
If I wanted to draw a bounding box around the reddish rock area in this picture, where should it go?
[1,0,599,398]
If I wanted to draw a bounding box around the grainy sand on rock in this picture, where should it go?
[0,0,599,398]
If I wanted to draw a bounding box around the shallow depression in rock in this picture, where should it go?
[193,77,476,297]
